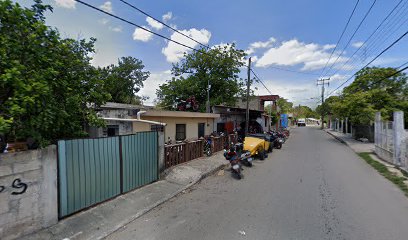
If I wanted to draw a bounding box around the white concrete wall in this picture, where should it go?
[0,146,58,240]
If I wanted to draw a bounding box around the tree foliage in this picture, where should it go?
[276,98,293,114]
[101,56,149,104]
[320,67,407,125]
[156,44,247,111]
[0,0,110,146]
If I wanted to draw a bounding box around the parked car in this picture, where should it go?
[248,133,274,152]
[243,136,269,160]
[297,118,306,127]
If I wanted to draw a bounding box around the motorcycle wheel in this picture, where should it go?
[259,149,265,160]
[277,143,282,149]
[205,147,212,156]
[247,161,253,167]
[236,172,242,180]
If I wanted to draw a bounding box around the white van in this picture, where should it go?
[297,118,306,127]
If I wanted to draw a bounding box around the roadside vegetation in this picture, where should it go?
[358,152,408,197]
[316,67,408,126]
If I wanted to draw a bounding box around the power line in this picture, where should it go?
[326,29,408,97]
[322,0,377,76]
[250,69,273,95]
[118,0,210,49]
[73,0,202,53]
[327,0,405,77]
[338,0,408,76]
[366,62,408,88]
[318,0,360,78]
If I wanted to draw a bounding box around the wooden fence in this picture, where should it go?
[164,133,238,169]
[165,140,204,168]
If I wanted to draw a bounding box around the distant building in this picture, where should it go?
[88,102,153,138]
[213,95,280,134]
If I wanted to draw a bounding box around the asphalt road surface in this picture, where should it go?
[107,126,408,240]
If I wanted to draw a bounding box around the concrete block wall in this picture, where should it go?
[0,146,58,240]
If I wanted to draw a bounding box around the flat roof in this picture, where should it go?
[213,105,264,113]
[142,110,220,118]
[100,102,153,110]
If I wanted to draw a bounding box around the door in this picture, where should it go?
[198,123,205,138]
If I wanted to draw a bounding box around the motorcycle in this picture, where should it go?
[268,131,283,149]
[176,96,199,111]
[204,137,212,156]
[224,144,244,179]
[234,142,253,167]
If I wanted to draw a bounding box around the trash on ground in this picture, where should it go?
[238,230,246,236]
[217,170,225,176]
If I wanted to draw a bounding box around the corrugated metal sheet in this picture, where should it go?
[58,132,158,218]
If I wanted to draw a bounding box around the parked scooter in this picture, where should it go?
[204,137,212,156]
[234,142,253,167]
[268,131,283,149]
[224,144,243,179]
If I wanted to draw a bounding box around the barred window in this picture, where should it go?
[176,124,186,141]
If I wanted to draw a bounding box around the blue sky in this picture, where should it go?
[15,0,408,106]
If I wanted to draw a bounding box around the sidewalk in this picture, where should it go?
[324,129,375,153]
[22,152,229,240]
[324,128,408,184]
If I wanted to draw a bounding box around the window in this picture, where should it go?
[176,124,186,141]
[107,125,119,136]
[151,124,164,132]
[198,123,205,138]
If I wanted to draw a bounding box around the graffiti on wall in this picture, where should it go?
[0,178,28,195]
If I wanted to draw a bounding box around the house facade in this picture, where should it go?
[212,94,280,134]
[88,102,149,138]
[132,110,220,143]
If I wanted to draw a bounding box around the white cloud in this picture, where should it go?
[352,41,364,48]
[109,26,123,33]
[253,78,318,106]
[98,18,110,25]
[162,28,211,63]
[323,44,336,50]
[132,27,153,42]
[55,0,76,9]
[246,37,276,55]
[256,39,348,71]
[100,1,113,13]
[162,12,173,22]
[327,74,348,82]
[138,70,173,105]
[146,17,164,30]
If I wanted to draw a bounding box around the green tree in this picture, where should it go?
[294,105,318,118]
[328,67,407,125]
[101,56,150,104]
[156,44,247,111]
[0,0,110,147]
[276,98,293,114]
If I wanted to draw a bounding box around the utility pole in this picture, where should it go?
[317,78,330,129]
[206,78,211,113]
[245,57,251,137]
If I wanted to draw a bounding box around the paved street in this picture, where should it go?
[107,126,408,240]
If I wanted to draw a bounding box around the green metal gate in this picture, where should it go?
[121,132,158,193]
[58,132,158,218]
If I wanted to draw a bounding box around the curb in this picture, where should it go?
[100,161,229,240]
[324,129,347,144]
